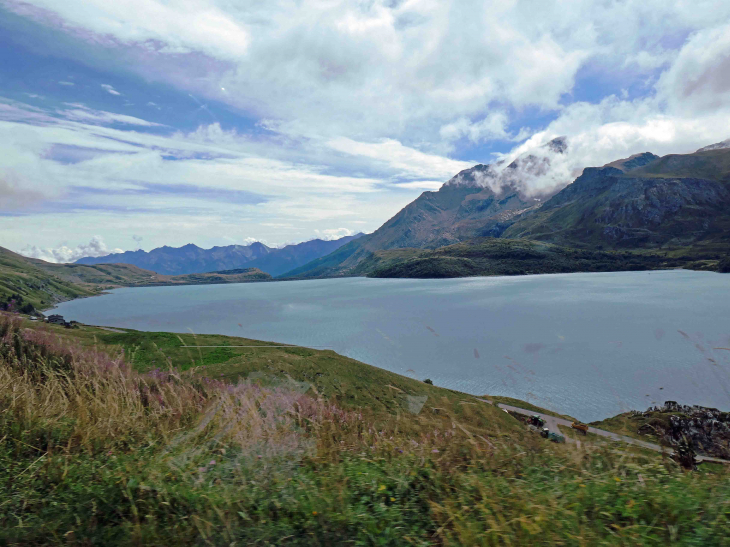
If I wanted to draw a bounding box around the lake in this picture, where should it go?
[52,270,730,422]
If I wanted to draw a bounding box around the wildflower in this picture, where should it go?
[378,485,386,491]
[431,449,439,453]
[209,460,216,466]
[198,467,207,473]
[614,477,621,482]
[390,497,396,502]
[312,511,318,516]
[579,484,586,488]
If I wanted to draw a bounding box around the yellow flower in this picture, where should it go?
[390,497,396,502]
[379,485,386,491]
[312,511,318,516]
[579,484,586,488]
[614,477,621,482]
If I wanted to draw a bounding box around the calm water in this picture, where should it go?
[52,270,730,421]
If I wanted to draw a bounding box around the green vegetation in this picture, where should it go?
[355,238,713,279]
[0,247,95,312]
[33,259,271,289]
[2,314,729,545]
[0,246,271,312]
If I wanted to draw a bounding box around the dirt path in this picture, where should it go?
[490,401,730,465]
[97,326,125,333]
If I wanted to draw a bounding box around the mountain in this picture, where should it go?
[76,234,363,276]
[289,140,730,279]
[285,138,572,278]
[246,234,364,277]
[503,146,730,250]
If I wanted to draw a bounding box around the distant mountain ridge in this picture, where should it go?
[76,234,364,276]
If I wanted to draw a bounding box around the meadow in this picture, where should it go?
[1,314,729,545]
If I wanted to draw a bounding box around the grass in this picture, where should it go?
[2,313,730,545]
[0,247,95,312]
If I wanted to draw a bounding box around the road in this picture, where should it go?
[493,402,730,465]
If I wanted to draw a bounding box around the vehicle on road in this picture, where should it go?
[541,427,566,443]
[571,422,589,435]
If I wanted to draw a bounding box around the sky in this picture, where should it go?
[1,0,730,262]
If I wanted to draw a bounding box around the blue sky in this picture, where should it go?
[1,1,729,262]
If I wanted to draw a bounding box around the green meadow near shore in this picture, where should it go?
[1,314,729,545]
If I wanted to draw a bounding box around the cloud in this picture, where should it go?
[14,0,730,145]
[20,236,123,263]
[58,81,75,86]
[325,137,472,181]
[314,227,353,241]
[58,103,162,126]
[101,84,121,96]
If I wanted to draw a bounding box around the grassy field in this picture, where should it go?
[2,313,729,545]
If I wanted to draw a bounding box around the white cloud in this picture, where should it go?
[58,103,162,126]
[13,0,730,145]
[314,228,354,241]
[20,236,123,263]
[326,137,472,181]
[101,84,121,96]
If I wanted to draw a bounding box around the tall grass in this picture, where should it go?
[1,313,730,545]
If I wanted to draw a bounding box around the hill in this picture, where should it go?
[2,313,728,544]
[76,234,363,276]
[352,238,714,278]
[0,246,271,313]
[34,261,271,288]
[0,246,95,313]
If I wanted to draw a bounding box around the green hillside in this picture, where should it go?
[0,247,95,312]
[0,247,271,313]
[2,314,728,545]
[353,238,717,278]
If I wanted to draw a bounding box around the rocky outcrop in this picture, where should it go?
[632,401,730,459]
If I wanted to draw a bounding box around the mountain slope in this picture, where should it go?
[286,138,570,278]
[0,247,272,313]
[0,247,95,312]
[351,238,713,278]
[503,147,730,250]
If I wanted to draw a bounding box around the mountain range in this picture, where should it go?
[76,234,364,276]
[286,139,730,279]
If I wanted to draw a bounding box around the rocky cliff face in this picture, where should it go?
[632,401,730,460]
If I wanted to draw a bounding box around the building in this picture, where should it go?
[47,314,66,325]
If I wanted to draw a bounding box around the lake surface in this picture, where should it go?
[52,270,730,421]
